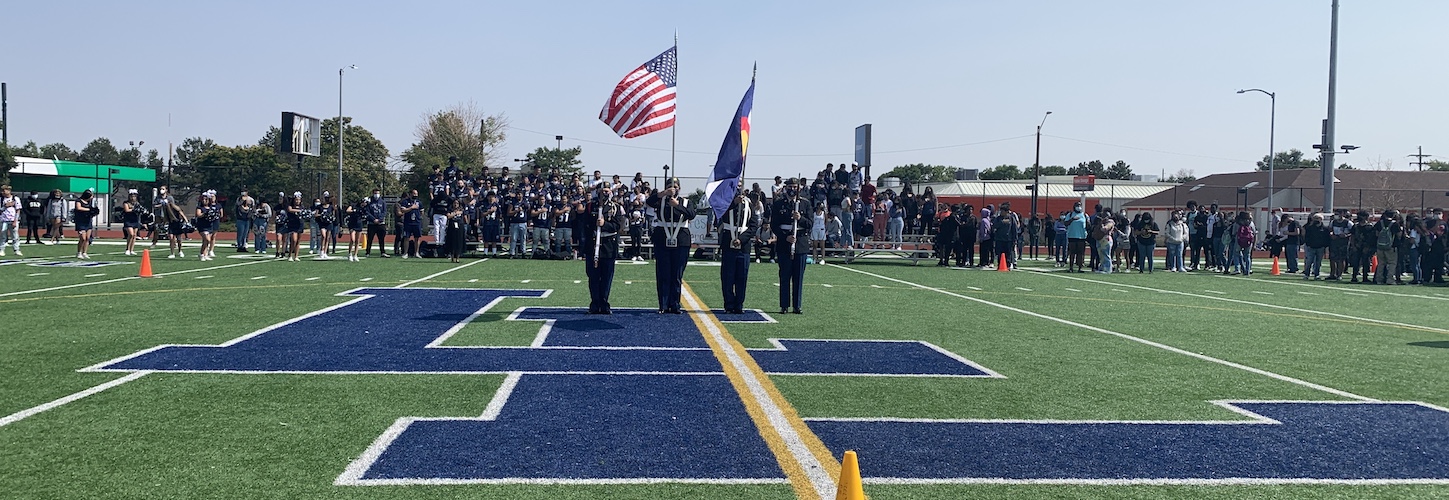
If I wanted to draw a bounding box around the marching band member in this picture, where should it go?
[772,178,812,314]
[718,190,759,315]
[584,184,626,314]
[647,179,695,314]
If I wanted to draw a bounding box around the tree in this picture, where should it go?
[401,102,508,192]
[144,149,163,168]
[1425,160,1449,171]
[1038,165,1068,176]
[523,146,584,174]
[0,143,14,185]
[78,137,121,165]
[38,142,79,161]
[13,141,41,158]
[174,137,219,167]
[1163,168,1197,184]
[1256,149,1318,171]
[1068,160,1105,177]
[1103,160,1133,180]
[878,163,958,184]
[978,164,1026,180]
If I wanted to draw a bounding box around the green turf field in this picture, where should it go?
[3,240,1448,499]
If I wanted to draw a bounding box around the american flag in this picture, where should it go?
[598,46,677,139]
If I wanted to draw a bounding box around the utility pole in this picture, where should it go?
[2,82,8,146]
[1409,146,1431,171]
[1319,0,1340,213]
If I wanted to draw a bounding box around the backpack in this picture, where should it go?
[1377,224,1394,250]
[1236,223,1254,248]
[1090,218,1108,240]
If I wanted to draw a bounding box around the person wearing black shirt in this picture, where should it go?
[23,192,44,245]
[772,178,813,314]
[584,185,627,314]
[1280,214,1301,274]
[363,189,390,258]
[480,193,502,256]
[73,189,98,259]
[399,189,423,258]
[936,205,958,266]
[718,190,759,314]
[957,205,977,267]
[285,192,306,262]
[345,199,366,262]
[120,189,143,256]
[1302,213,1330,280]
[1132,212,1159,273]
[1349,210,1377,283]
[444,199,466,263]
[647,180,696,314]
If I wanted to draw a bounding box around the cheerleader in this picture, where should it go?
[316,194,335,260]
[810,203,827,264]
[344,198,365,262]
[73,189,98,260]
[273,192,290,260]
[285,192,305,262]
[194,190,223,261]
[121,189,142,256]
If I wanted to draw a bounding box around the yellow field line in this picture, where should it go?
[680,282,840,500]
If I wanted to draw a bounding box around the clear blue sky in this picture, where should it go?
[5,1,1445,180]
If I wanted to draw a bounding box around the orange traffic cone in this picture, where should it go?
[834,450,866,500]
[1370,255,1378,274]
[1270,256,1281,276]
[139,249,154,278]
[998,253,1010,272]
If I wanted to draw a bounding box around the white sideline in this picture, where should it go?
[0,258,271,298]
[828,264,1375,402]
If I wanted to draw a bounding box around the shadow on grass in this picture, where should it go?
[1408,341,1449,350]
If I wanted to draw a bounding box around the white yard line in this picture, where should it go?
[1034,270,1449,335]
[0,372,152,428]
[832,264,1375,402]
[394,259,489,288]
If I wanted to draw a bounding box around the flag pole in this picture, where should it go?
[670,32,678,180]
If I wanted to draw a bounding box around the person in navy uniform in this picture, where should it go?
[361,189,389,258]
[398,189,423,258]
[772,178,813,314]
[718,190,759,314]
[584,185,626,314]
[647,179,696,314]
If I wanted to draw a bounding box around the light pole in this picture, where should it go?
[1030,111,1052,221]
[338,64,357,202]
[1237,89,1275,215]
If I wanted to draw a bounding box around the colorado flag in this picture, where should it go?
[706,75,755,220]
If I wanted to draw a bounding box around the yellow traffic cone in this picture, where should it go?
[835,450,866,500]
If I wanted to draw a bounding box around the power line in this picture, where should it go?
[508,126,1033,157]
